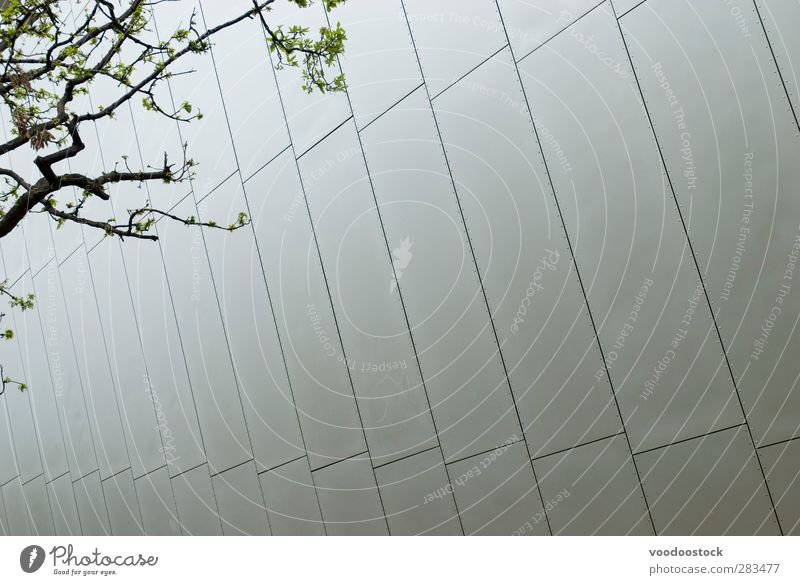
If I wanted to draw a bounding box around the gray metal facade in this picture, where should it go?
[0,0,798,535]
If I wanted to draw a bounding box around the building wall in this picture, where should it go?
[0,0,798,535]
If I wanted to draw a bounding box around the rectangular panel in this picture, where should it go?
[760,440,800,535]
[0,398,16,485]
[518,4,743,452]
[757,0,800,115]
[47,473,81,536]
[16,274,68,483]
[448,441,547,535]
[123,238,206,476]
[23,475,54,536]
[134,466,181,536]
[109,110,185,239]
[360,89,521,462]
[22,203,56,278]
[32,262,99,479]
[200,1,290,180]
[0,487,7,535]
[636,426,779,535]
[211,461,270,536]
[496,0,603,58]
[103,469,144,536]
[268,1,351,156]
[0,309,42,484]
[2,478,31,535]
[403,0,507,96]
[60,249,129,480]
[622,0,800,447]
[69,126,149,254]
[435,50,622,458]
[148,1,237,200]
[313,455,388,535]
[88,239,165,478]
[249,150,366,469]
[375,447,462,535]
[260,457,325,536]
[74,470,111,535]
[200,183,305,472]
[534,435,651,535]
[158,196,252,474]
[299,122,437,466]
[333,0,422,127]
[171,464,222,535]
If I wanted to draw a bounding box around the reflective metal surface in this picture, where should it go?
[1,0,798,535]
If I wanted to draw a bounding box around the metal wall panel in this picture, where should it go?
[2,478,31,535]
[47,473,81,536]
[375,447,462,535]
[88,239,165,478]
[158,197,252,474]
[268,1,351,156]
[360,89,521,462]
[1,0,798,537]
[621,0,800,447]
[74,470,111,535]
[103,469,144,536]
[32,262,99,479]
[517,4,742,452]
[124,238,206,476]
[3,385,42,484]
[25,210,81,280]
[199,2,290,181]
[448,441,547,535]
[1,299,45,484]
[0,397,18,485]
[21,202,56,279]
[200,183,305,472]
[434,49,621,458]
[135,467,181,536]
[313,454,389,535]
[15,272,68,483]
[334,0,422,127]
[403,0,506,96]
[496,0,603,58]
[107,107,184,238]
[759,440,800,535]
[249,150,366,469]
[60,249,129,480]
[23,475,54,536]
[0,236,26,289]
[0,487,7,535]
[171,464,222,535]
[260,457,325,536]
[756,0,800,116]
[211,461,270,536]
[299,122,437,466]
[150,2,237,201]
[636,426,779,535]
[69,98,151,250]
[534,434,652,535]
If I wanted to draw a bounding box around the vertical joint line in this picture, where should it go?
[609,0,783,535]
